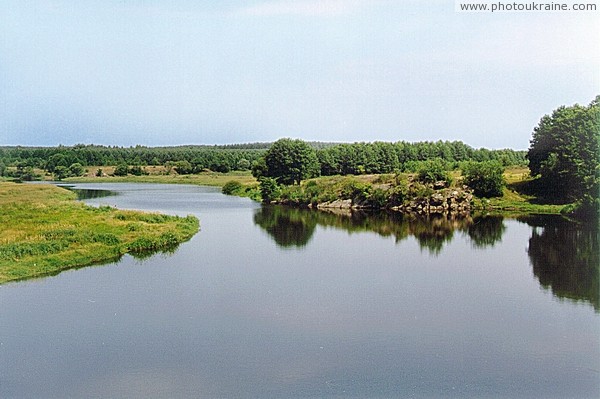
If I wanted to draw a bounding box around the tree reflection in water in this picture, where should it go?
[253,206,318,248]
[467,216,506,248]
[521,215,599,312]
[253,205,505,254]
[254,206,598,311]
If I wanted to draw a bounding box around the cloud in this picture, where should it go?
[236,0,373,17]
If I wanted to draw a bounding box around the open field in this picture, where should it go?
[64,168,258,187]
[0,182,199,284]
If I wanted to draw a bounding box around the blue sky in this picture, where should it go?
[1,0,598,149]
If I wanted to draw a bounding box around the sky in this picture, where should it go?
[0,0,598,149]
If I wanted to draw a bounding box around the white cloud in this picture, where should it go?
[236,0,373,17]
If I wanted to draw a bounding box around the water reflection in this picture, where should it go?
[255,206,599,311]
[254,206,317,248]
[467,216,506,248]
[521,215,599,311]
[254,206,505,254]
[59,185,117,200]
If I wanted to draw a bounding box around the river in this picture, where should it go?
[1,183,598,398]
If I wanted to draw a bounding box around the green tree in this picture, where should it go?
[53,166,69,180]
[68,163,85,177]
[174,160,193,174]
[527,96,599,204]
[258,138,320,185]
[236,158,251,170]
[113,163,129,176]
[462,161,505,198]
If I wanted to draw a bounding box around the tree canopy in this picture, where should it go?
[254,138,320,185]
[527,96,599,205]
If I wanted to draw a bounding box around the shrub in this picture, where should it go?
[129,165,145,176]
[417,159,452,184]
[114,163,129,176]
[258,177,280,203]
[222,180,243,195]
[339,180,371,202]
[462,161,505,198]
[387,181,409,206]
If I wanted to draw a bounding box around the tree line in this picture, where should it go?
[249,95,599,211]
[0,145,266,177]
[0,140,525,180]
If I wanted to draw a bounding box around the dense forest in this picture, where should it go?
[0,140,526,180]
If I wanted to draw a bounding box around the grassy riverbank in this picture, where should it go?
[0,182,199,284]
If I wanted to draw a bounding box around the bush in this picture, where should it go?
[259,177,280,203]
[339,180,371,202]
[462,161,505,198]
[68,163,84,177]
[129,165,145,176]
[417,159,452,184]
[114,163,129,176]
[387,181,409,206]
[222,180,243,195]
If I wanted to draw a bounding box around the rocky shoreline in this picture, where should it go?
[313,183,475,216]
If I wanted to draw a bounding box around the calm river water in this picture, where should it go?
[1,183,598,398]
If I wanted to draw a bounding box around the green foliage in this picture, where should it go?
[0,140,527,183]
[128,165,146,176]
[315,140,525,176]
[236,158,251,170]
[527,96,599,204]
[408,181,434,198]
[222,180,244,195]
[68,163,84,177]
[53,166,69,180]
[416,159,453,184]
[340,179,372,202]
[258,138,320,185]
[258,177,280,203]
[174,160,193,175]
[387,181,409,206]
[113,163,129,176]
[53,163,85,180]
[462,161,505,198]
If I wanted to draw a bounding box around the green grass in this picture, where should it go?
[0,182,199,284]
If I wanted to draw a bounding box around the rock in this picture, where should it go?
[433,180,447,189]
[430,193,445,205]
[317,199,352,209]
